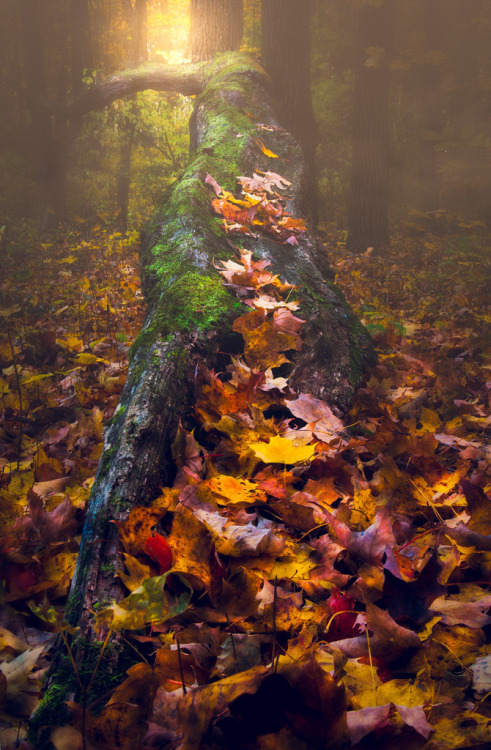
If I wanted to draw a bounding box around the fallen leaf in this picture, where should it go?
[249,434,315,465]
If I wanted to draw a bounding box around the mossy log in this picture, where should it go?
[31,52,374,740]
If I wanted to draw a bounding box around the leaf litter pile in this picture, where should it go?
[0,172,491,750]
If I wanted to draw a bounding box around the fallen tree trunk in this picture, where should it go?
[32,52,374,739]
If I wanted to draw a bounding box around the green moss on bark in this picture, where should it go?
[29,638,139,745]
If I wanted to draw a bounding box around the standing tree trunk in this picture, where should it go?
[346,0,393,254]
[70,0,93,97]
[19,0,66,227]
[117,0,148,233]
[190,0,244,61]
[30,52,375,742]
[418,0,444,213]
[261,0,317,219]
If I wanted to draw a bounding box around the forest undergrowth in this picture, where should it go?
[0,205,490,749]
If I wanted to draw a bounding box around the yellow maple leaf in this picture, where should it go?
[249,434,315,464]
[205,475,267,506]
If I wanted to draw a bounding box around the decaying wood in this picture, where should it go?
[32,52,374,738]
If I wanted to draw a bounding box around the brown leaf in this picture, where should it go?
[330,602,421,660]
[233,309,300,370]
[285,393,345,443]
[167,503,213,588]
[281,656,348,748]
[151,665,269,749]
[347,705,390,745]
[15,491,79,545]
[319,508,395,566]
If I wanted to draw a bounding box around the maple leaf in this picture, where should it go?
[118,552,153,592]
[347,705,391,745]
[307,534,352,592]
[317,508,395,566]
[233,309,300,370]
[285,392,345,442]
[259,367,290,392]
[238,171,291,194]
[151,665,270,748]
[247,293,299,312]
[166,503,214,588]
[460,478,491,535]
[190,505,285,557]
[330,602,421,660]
[347,703,433,744]
[96,572,192,631]
[255,466,295,499]
[203,474,267,507]
[13,490,80,546]
[381,547,446,624]
[249,434,315,465]
[114,505,166,557]
[430,591,491,627]
[0,644,45,720]
[273,307,305,335]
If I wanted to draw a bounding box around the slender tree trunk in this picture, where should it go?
[346,0,393,254]
[418,0,444,213]
[261,0,317,220]
[190,0,244,61]
[19,0,66,226]
[31,52,374,741]
[117,0,148,233]
[116,108,136,234]
[71,0,93,97]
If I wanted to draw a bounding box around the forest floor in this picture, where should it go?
[0,220,490,749]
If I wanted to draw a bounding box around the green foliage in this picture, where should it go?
[70,90,191,228]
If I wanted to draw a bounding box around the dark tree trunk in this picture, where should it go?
[190,0,244,61]
[117,0,148,233]
[346,0,393,254]
[116,107,136,234]
[70,0,93,97]
[418,0,444,213]
[30,52,374,741]
[19,0,66,226]
[261,0,317,219]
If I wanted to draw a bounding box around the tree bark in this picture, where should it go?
[64,63,206,118]
[19,0,67,227]
[190,0,244,61]
[117,0,148,233]
[261,0,317,219]
[31,52,374,741]
[418,0,444,213]
[346,0,393,254]
[70,0,93,97]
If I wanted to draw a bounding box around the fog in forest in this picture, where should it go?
[0,0,490,245]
